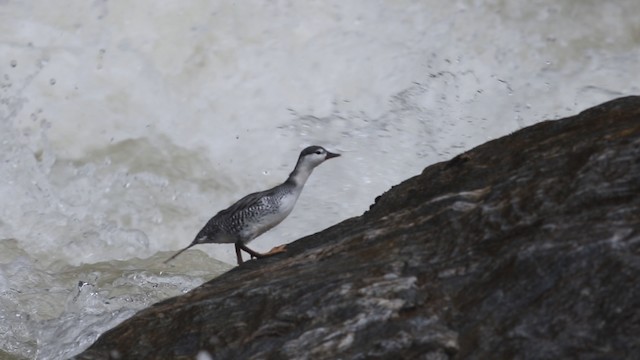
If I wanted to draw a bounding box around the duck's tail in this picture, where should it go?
[163,243,197,264]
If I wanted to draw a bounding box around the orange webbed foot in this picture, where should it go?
[264,244,287,256]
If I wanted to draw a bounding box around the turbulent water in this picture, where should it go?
[0,1,638,358]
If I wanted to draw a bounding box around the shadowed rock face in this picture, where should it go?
[76,97,640,360]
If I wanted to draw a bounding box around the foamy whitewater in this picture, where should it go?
[0,1,638,358]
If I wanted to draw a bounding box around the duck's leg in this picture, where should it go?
[235,242,245,265]
[235,241,287,264]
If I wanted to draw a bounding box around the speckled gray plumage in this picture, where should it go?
[195,182,297,244]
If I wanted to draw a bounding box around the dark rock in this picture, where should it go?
[76,96,640,360]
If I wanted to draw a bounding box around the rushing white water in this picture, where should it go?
[0,1,638,358]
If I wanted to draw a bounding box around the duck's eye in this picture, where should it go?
[315,150,324,155]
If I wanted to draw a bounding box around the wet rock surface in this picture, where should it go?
[76,97,640,359]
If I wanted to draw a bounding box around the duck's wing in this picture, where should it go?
[215,183,287,218]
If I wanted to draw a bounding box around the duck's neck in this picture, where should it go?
[286,159,315,188]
